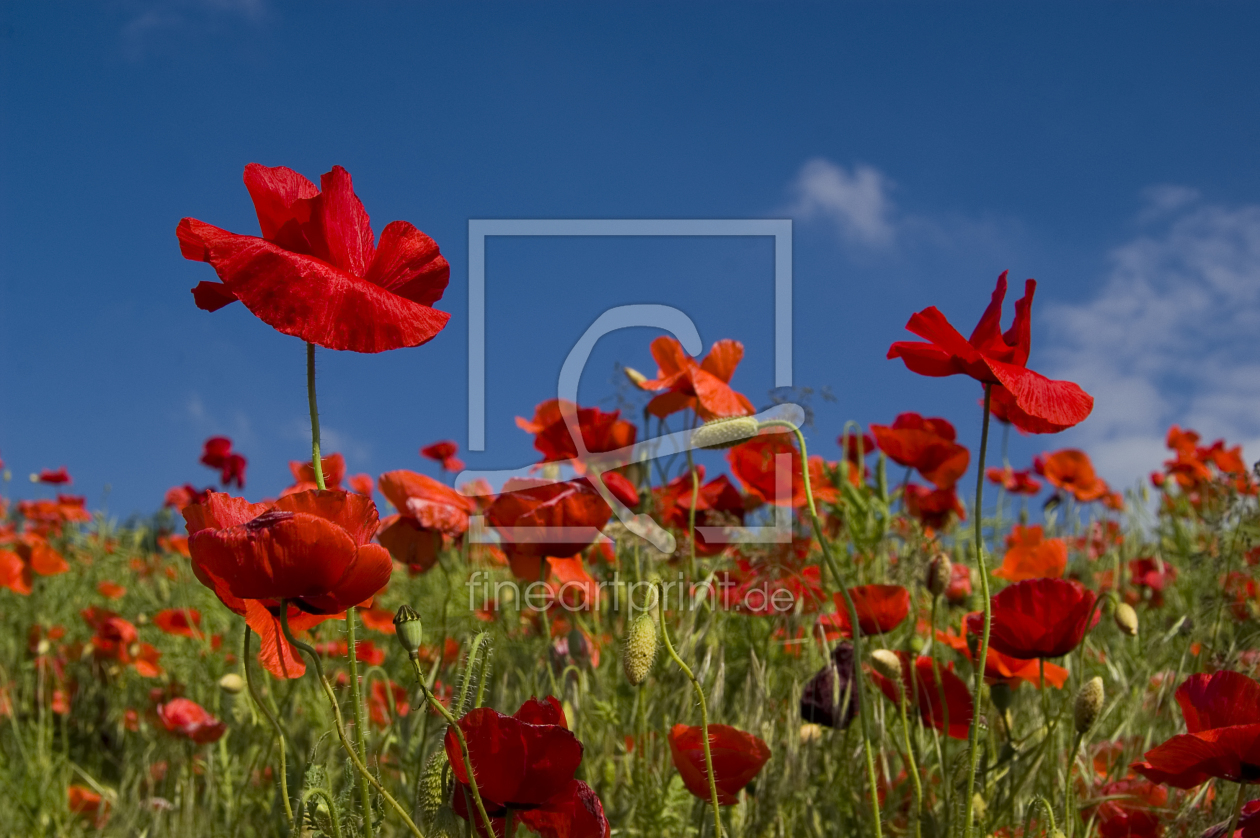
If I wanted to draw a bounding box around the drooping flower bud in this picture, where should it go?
[870,649,903,682]
[1114,602,1139,637]
[217,673,245,695]
[926,552,952,598]
[1074,676,1104,734]
[691,416,760,450]
[623,612,658,686]
[393,604,424,660]
[623,366,649,387]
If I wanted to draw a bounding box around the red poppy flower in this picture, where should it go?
[993,524,1067,582]
[200,436,247,488]
[870,653,974,740]
[946,562,973,604]
[285,453,372,496]
[96,581,126,600]
[178,164,450,353]
[653,466,746,556]
[368,680,410,727]
[517,400,638,468]
[165,484,211,510]
[632,336,756,420]
[359,607,397,634]
[728,432,805,507]
[888,271,1093,430]
[154,608,204,639]
[157,697,227,744]
[1035,449,1110,503]
[420,440,465,473]
[485,476,638,578]
[1082,778,1168,838]
[1202,799,1260,838]
[668,723,771,805]
[36,466,72,485]
[871,413,970,490]
[451,777,610,838]
[1129,558,1177,593]
[966,578,1099,659]
[185,489,391,616]
[986,466,1043,495]
[377,469,478,574]
[1132,670,1260,788]
[936,622,1068,689]
[68,785,110,827]
[904,483,966,531]
[988,383,1081,434]
[820,585,910,638]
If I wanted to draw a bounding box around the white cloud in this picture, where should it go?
[787,159,897,247]
[121,0,267,58]
[1042,191,1260,488]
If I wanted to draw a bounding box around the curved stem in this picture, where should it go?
[407,656,496,838]
[297,788,343,838]
[963,383,995,832]
[345,608,374,836]
[657,590,723,838]
[761,419,884,838]
[243,627,294,825]
[278,606,424,838]
[307,341,326,491]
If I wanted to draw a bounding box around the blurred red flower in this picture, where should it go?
[82,606,163,677]
[888,271,1093,430]
[728,432,805,507]
[68,785,110,828]
[653,466,745,557]
[993,524,1067,582]
[154,608,204,639]
[946,562,973,604]
[377,470,477,574]
[178,164,450,353]
[359,607,397,634]
[96,581,126,600]
[632,336,756,421]
[1133,670,1260,788]
[36,467,72,485]
[157,697,227,744]
[1081,778,1167,838]
[869,653,974,740]
[518,400,637,468]
[871,413,970,490]
[200,437,247,488]
[967,578,1099,659]
[820,585,910,638]
[1035,450,1110,503]
[904,483,966,531]
[668,723,771,804]
[420,440,465,472]
[986,466,1042,495]
[368,679,410,727]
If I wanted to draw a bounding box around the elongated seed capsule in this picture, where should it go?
[926,552,953,597]
[691,416,761,450]
[417,749,450,829]
[1114,602,1139,636]
[1075,676,1105,734]
[623,612,658,686]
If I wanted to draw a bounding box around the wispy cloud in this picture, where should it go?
[1042,188,1260,487]
[121,0,267,59]
[786,159,897,247]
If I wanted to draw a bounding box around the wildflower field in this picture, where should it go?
[3,163,1259,838]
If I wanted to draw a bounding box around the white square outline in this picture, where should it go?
[466,218,793,451]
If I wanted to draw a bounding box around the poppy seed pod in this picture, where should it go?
[926,552,953,597]
[870,649,903,682]
[393,604,424,659]
[1075,676,1105,734]
[1114,602,1139,636]
[217,673,245,695]
[623,613,658,686]
[691,416,761,451]
[417,749,450,829]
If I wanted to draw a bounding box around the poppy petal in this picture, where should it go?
[699,339,744,383]
[985,361,1094,430]
[272,489,380,547]
[445,708,529,805]
[242,163,319,243]
[364,220,450,306]
[1177,671,1260,733]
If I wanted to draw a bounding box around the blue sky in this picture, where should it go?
[1,1,1259,518]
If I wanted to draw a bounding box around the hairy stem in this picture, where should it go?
[307,341,326,491]
[963,383,995,832]
[243,627,293,826]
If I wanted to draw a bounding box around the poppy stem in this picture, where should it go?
[687,445,700,585]
[1062,730,1083,837]
[306,341,326,491]
[344,608,374,837]
[299,788,343,838]
[505,810,516,838]
[962,383,995,833]
[407,656,497,838]
[655,584,723,838]
[242,627,294,826]
[761,418,884,838]
[1225,782,1249,838]
[894,686,924,838]
[277,605,424,838]
[926,596,950,819]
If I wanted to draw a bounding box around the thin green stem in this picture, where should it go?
[277,606,424,838]
[963,383,995,833]
[686,444,700,583]
[657,591,723,838]
[895,687,924,838]
[1225,783,1249,838]
[243,627,294,826]
[761,419,883,838]
[298,788,343,838]
[927,596,950,819]
[307,341,326,491]
[407,656,496,838]
[506,810,516,838]
[345,608,374,837]
[1064,731,1083,837]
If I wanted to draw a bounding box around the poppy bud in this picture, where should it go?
[393,604,424,660]
[870,649,902,682]
[1114,602,1139,637]
[623,366,648,387]
[800,723,823,744]
[691,416,761,451]
[1074,676,1104,734]
[623,613,658,686]
[926,552,953,597]
[217,673,245,695]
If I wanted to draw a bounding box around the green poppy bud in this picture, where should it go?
[1114,602,1139,637]
[926,552,953,598]
[217,673,245,695]
[623,612,658,686]
[393,604,424,659]
[1074,676,1105,734]
[870,649,903,682]
[691,416,760,450]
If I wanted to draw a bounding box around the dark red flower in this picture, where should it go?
[966,578,1099,659]
[157,697,227,744]
[154,608,204,639]
[870,653,974,740]
[517,400,637,469]
[820,585,910,638]
[1133,670,1260,788]
[653,466,746,557]
[37,467,71,485]
[178,164,450,353]
[800,643,860,729]
[1201,799,1260,838]
[668,723,771,805]
[1082,778,1168,838]
[904,483,966,530]
[420,440,465,472]
[986,466,1043,495]
[185,490,391,616]
[632,336,756,421]
[200,436,247,488]
[485,476,638,578]
[888,271,1093,430]
[871,413,970,490]
[1129,558,1177,593]
[728,431,805,507]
